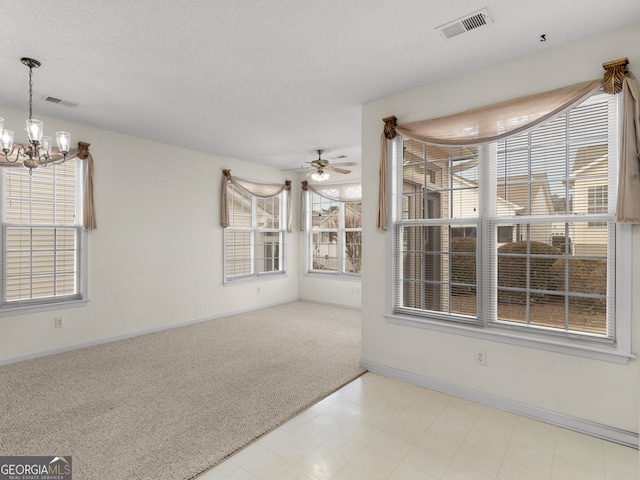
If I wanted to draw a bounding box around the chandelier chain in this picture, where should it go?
[28,65,33,120]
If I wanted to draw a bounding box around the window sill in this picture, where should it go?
[304,271,362,281]
[0,298,89,317]
[223,272,288,286]
[385,313,634,365]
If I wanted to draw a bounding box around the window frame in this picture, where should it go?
[223,184,287,283]
[385,92,633,364]
[305,190,362,278]
[0,160,88,316]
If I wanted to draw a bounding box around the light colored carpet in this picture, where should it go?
[0,301,365,480]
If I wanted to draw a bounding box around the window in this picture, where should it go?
[224,182,285,281]
[307,187,362,276]
[1,160,86,312]
[588,185,608,227]
[393,91,629,354]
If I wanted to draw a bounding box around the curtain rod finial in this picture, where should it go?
[77,141,91,159]
[383,115,398,139]
[602,57,629,94]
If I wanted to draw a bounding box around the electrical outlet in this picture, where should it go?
[474,348,487,366]
[54,317,64,328]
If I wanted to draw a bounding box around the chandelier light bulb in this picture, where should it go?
[26,119,44,143]
[1,130,15,154]
[41,136,52,155]
[56,131,71,154]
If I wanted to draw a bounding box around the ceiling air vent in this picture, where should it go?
[436,8,493,39]
[42,95,79,108]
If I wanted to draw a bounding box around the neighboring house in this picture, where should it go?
[567,144,609,256]
[496,173,556,245]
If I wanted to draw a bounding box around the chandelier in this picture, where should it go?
[0,58,71,174]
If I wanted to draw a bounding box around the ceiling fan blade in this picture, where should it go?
[327,166,351,174]
[329,161,358,167]
[280,166,312,172]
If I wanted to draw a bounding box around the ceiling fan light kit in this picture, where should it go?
[311,170,330,182]
[0,57,72,174]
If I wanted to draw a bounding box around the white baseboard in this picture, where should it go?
[0,297,298,366]
[360,359,639,449]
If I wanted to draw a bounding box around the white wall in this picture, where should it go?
[0,108,299,363]
[298,275,362,308]
[361,23,640,435]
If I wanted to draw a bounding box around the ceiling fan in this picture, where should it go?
[284,150,358,181]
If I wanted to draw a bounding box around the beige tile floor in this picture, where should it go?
[197,372,639,480]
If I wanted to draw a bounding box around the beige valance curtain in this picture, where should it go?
[0,141,97,231]
[77,142,97,231]
[300,181,362,231]
[221,169,292,232]
[617,74,640,223]
[378,59,640,228]
[395,79,602,146]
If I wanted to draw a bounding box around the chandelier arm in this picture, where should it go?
[2,146,17,162]
[47,152,68,165]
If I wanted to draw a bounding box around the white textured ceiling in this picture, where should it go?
[1,1,639,170]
